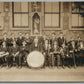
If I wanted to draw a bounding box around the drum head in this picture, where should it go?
[27,51,45,68]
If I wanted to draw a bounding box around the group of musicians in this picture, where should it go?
[0,32,84,69]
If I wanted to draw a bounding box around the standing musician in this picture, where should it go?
[75,36,81,66]
[58,32,67,68]
[43,39,49,66]
[2,33,9,46]
[0,41,9,67]
[7,33,17,48]
[60,42,68,69]
[52,40,61,68]
[10,33,17,44]
[16,32,25,46]
[19,41,29,68]
[48,33,55,67]
[41,34,47,45]
[10,41,19,67]
[50,33,56,46]
[48,39,52,67]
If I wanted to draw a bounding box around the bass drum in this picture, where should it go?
[27,51,45,69]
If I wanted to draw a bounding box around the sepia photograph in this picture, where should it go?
[0,1,83,82]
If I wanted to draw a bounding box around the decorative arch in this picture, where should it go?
[32,13,40,35]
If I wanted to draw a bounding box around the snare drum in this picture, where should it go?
[27,51,45,69]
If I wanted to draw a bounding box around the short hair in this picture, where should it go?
[60,32,63,34]
[2,41,6,45]
[25,33,29,35]
[22,40,26,44]
[11,33,14,35]
[71,37,74,41]
[18,32,22,34]
[52,32,55,35]
[3,32,7,35]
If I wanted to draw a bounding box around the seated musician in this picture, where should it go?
[77,38,84,51]
[10,33,17,43]
[11,41,19,67]
[52,40,61,68]
[16,32,25,46]
[68,37,76,68]
[30,36,43,52]
[60,42,68,68]
[77,37,84,66]
[0,41,9,67]
[7,33,17,47]
[25,33,32,52]
[19,41,29,68]
[43,39,49,66]
[48,40,53,67]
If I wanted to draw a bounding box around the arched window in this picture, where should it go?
[32,13,40,35]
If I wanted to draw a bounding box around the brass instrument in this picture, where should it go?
[0,51,9,58]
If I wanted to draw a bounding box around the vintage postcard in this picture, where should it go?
[0,1,83,82]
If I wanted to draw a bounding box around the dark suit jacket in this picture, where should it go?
[58,37,66,47]
[16,37,25,46]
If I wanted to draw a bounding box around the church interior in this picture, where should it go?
[0,2,84,82]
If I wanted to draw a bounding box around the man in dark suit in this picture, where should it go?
[0,41,9,67]
[50,32,57,46]
[2,32,9,47]
[10,41,19,67]
[43,39,49,66]
[10,33,17,44]
[19,40,29,68]
[76,36,84,66]
[58,32,66,47]
[68,37,76,68]
[51,40,61,68]
[16,32,25,46]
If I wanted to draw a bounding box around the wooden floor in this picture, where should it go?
[0,66,84,82]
